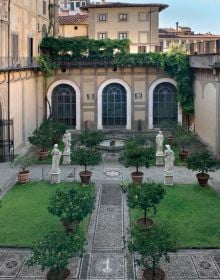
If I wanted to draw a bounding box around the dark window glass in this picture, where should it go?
[102,83,126,127]
[43,0,46,15]
[99,13,107,21]
[119,13,128,21]
[52,84,76,127]
[153,83,177,128]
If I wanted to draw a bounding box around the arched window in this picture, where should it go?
[52,84,76,127]
[102,83,127,127]
[153,82,177,127]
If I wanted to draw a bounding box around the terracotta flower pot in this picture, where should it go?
[39,149,49,160]
[196,173,210,187]
[18,170,30,184]
[131,171,143,184]
[179,150,189,161]
[142,268,167,280]
[46,268,70,280]
[79,171,92,185]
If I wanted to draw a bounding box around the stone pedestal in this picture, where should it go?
[156,152,164,166]
[62,152,71,165]
[164,173,174,186]
[50,170,61,183]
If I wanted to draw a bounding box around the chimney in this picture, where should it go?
[176,21,179,31]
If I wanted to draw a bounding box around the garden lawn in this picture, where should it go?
[0,181,94,247]
[130,184,220,248]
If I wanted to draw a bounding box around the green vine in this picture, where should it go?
[37,55,56,78]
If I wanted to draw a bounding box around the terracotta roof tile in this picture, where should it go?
[58,14,88,25]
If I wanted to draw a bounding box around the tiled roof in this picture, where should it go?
[81,2,168,12]
[58,14,88,25]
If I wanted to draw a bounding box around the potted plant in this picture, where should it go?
[122,140,152,183]
[48,188,94,233]
[187,150,219,187]
[11,154,35,184]
[127,182,165,228]
[160,120,179,146]
[72,147,102,184]
[175,128,195,160]
[27,231,85,280]
[79,130,104,149]
[128,224,177,280]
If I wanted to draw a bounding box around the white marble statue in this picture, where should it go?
[51,144,62,173]
[156,130,164,155]
[164,144,175,176]
[62,130,71,153]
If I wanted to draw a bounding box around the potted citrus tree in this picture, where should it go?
[11,154,36,184]
[160,120,179,146]
[187,150,219,187]
[72,147,102,184]
[127,182,165,228]
[128,224,177,280]
[79,130,104,149]
[48,188,94,233]
[122,140,153,183]
[27,231,85,280]
[175,128,195,160]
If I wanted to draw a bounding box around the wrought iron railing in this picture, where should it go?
[0,57,39,71]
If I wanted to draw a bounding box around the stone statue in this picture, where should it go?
[156,130,164,155]
[51,144,62,173]
[62,130,71,153]
[164,144,175,176]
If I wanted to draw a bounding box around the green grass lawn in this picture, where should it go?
[0,181,94,247]
[130,184,220,248]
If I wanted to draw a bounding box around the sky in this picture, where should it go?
[112,0,220,34]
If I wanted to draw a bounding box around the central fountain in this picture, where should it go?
[97,138,126,153]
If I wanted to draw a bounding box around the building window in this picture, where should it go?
[98,13,107,22]
[138,12,148,21]
[76,2,80,8]
[70,2,74,10]
[11,34,19,59]
[153,83,177,128]
[118,32,128,39]
[27,37,33,62]
[81,1,86,6]
[119,13,128,21]
[138,46,146,53]
[43,0,46,15]
[102,83,127,126]
[98,32,107,40]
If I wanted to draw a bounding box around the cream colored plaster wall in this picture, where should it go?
[194,80,216,151]
[59,25,87,37]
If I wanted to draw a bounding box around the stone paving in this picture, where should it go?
[0,156,220,279]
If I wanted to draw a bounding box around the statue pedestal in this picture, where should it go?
[62,152,71,165]
[164,173,174,186]
[156,152,164,166]
[50,170,61,184]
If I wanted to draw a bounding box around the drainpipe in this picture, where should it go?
[7,0,11,159]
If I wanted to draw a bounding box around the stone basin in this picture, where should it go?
[97,139,126,152]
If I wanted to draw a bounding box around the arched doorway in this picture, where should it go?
[52,84,76,127]
[47,80,81,130]
[102,83,127,127]
[153,82,178,127]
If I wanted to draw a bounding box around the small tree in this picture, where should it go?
[48,188,94,232]
[72,147,102,174]
[175,127,195,152]
[27,231,85,280]
[11,154,36,173]
[128,182,165,226]
[123,141,153,175]
[79,130,104,149]
[187,150,219,175]
[128,224,177,280]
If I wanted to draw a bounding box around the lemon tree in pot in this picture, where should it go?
[127,182,165,228]
[11,154,36,184]
[27,231,85,280]
[48,188,94,233]
[186,150,219,187]
[72,147,102,184]
[128,224,177,280]
[122,140,153,184]
[175,128,195,161]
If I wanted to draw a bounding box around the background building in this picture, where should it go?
[58,14,88,37]
[59,0,89,15]
[159,22,220,52]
